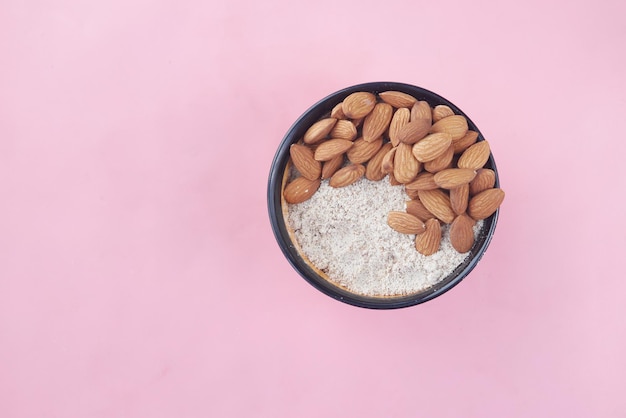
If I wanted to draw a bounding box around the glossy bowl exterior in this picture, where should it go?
[268,82,500,309]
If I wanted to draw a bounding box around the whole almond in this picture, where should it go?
[430,114,468,140]
[321,154,345,179]
[389,108,411,147]
[283,177,321,204]
[412,132,452,162]
[363,103,393,142]
[453,130,478,154]
[432,105,454,122]
[405,199,435,222]
[314,139,353,161]
[405,172,439,192]
[433,168,477,189]
[424,143,454,173]
[381,146,396,174]
[330,120,357,141]
[330,103,346,119]
[387,211,426,235]
[449,213,476,253]
[469,168,496,196]
[415,218,441,256]
[450,183,470,215]
[329,164,366,188]
[468,188,505,220]
[396,118,431,144]
[303,118,337,144]
[290,144,321,180]
[458,140,491,170]
[347,137,383,164]
[417,189,455,224]
[379,91,417,108]
[342,92,377,119]
[394,143,420,184]
[366,142,393,181]
[410,101,432,124]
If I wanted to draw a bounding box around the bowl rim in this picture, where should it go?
[267,81,500,309]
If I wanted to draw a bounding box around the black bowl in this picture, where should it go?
[267,82,500,309]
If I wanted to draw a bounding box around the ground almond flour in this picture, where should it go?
[287,177,483,297]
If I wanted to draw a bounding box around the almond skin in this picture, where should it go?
[329,164,365,188]
[424,143,454,173]
[433,168,477,189]
[389,108,411,147]
[405,172,439,192]
[330,120,357,141]
[430,114,468,141]
[379,91,417,108]
[449,213,476,253]
[468,188,505,220]
[283,177,321,204]
[366,142,393,181]
[432,105,454,122]
[321,154,345,179]
[387,211,426,235]
[342,92,376,119]
[469,168,496,196]
[363,103,393,142]
[330,103,346,119]
[381,146,396,174]
[303,118,337,144]
[410,101,432,124]
[396,119,431,144]
[417,189,455,224]
[314,139,353,161]
[458,140,491,170]
[347,137,383,164]
[290,144,321,180]
[405,199,435,222]
[394,143,420,184]
[412,132,452,162]
[453,130,478,154]
[415,218,441,256]
[450,183,470,215]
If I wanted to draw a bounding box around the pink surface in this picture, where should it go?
[1,0,625,416]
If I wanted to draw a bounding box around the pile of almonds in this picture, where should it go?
[283,90,505,256]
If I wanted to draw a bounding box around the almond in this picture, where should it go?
[387,211,426,235]
[362,103,393,142]
[433,168,477,189]
[379,91,417,108]
[394,143,420,184]
[389,108,411,147]
[453,130,478,154]
[450,183,470,215]
[351,117,364,128]
[432,105,454,122]
[405,199,435,222]
[412,132,452,162]
[289,144,321,180]
[469,168,496,196]
[458,140,490,170]
[468,188,505,220]
[366,142,393,181]
[449,213,476,253]
[283,177,321,204]
[405,172,438,192]
[347,137,383,164]
[314,139,353,161]
[330,102,346,119]
[329,163,365,188]
[389,172,401,186]
[430,114,468,140]
[321,154,345,179]
[396,118,431,145]
[415,218,441,256]
[424,143,454,173]
[381,146,396,174]
[330,120,357,141]
[410,101,432,124]
[417,189,455,224]
[303,118,337,144]
[342,92,376,119]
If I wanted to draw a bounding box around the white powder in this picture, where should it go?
[287,178,484,297]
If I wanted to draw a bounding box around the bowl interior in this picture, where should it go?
[268,82,500,309]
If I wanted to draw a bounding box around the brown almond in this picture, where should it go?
[389,108,411,147]
[458,140,491,170]
[342,92,377,119]
[449,214,476,253]
[329,164,365,188]
[424,143,454,173]
[366,142,393,181]
[321,154,345,179]
[450,183,470,215]
[410,101,432,124]
[330,103,346,119]
[394,143,420,184]
[469,168,496,196]
[396,119,431,144]
[283,177,321,204]
[330,120,357,141]
[417,189,455,224]
[430,114,468,140]
[381,146,396,174]
[290,144,321,180]
[387,211,426,235]
[389,172,401,186]
[412,132,452,162]
[433,168,477,189]
[405,199,435,222]
[379,91,417,108]
[468,188,505,220]
[405,172,439,192]
[453,130,479,154]
[415,218,441,256]
[314,139,353,161]
[347,137,383,164]
[351,117,364,128]
[363,103,393,142]
[432,105,454,122]
[303,118,337,144]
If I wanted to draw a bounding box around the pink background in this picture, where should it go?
[1,0,625,416]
